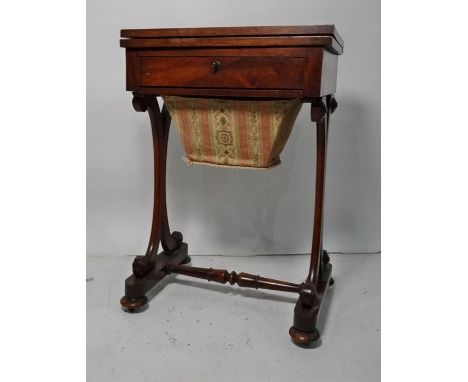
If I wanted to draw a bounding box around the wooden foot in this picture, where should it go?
[289,327,320,346]
[120,295,148,313]
[289,262,332,346]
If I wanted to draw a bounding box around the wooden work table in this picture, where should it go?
[119,25,344,347]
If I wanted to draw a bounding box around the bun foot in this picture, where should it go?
[120,295,148,313]
[289,326,320,346]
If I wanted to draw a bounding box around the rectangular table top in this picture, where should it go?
[120,25,343,55]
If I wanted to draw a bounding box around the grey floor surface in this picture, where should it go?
[87,253,380,382]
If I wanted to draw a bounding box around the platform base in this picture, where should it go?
[120,243,189,312]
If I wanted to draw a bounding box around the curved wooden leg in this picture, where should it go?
[289,95,337,346]
[159,103,186,254]
[121,94,189,312]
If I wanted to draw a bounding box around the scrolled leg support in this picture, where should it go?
[120,93,189,312]
[289,96,337,346]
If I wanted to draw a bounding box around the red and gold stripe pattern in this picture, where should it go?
[163,96,301,169]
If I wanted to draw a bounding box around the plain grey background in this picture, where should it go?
[87,0,380,256]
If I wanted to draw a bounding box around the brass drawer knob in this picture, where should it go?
[211,61,221,73]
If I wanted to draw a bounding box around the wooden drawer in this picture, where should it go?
[139,56,305,89]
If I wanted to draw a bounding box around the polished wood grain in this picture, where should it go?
[139,56,305,89]
[120,25,344,347]
[121,26,343,97]
[138,47,309,57]
[121,24,343,48]
[125,47,337,97]
[166,264,303,293]
[120,36,343,55]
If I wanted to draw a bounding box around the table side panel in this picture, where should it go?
[320,50,338,96]
[125,47,337,97]
[126,49,140,90]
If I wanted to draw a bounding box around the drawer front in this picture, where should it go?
[139,56,305,89]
